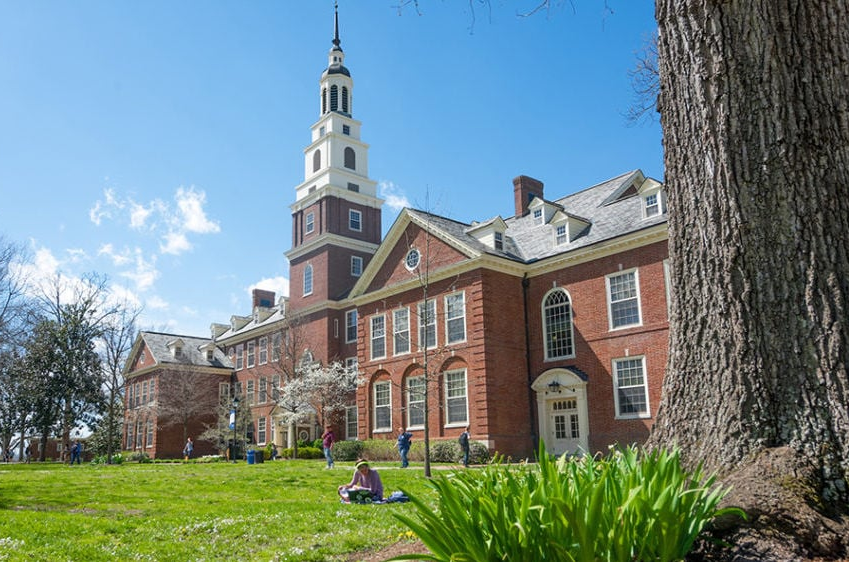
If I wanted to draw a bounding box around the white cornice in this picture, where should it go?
[290,182,383,212]
[285,234,380,261]
[303,130,371,153]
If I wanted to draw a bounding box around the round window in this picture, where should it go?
[405,248,421,271]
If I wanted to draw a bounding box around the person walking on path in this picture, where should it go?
[321,425,336,469]
[396,427,413,468]
[458,426,471,468]
[183,437,194,460]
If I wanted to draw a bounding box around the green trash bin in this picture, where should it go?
[247,450,255,465]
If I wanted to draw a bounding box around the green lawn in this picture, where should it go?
[0,459,437,561]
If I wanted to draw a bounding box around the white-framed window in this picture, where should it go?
[370,314,386,360]
[345,310,358,343]
[303,264,313,296]
[259,336,268,365]
[405,248,420,271]
[345,356,358,373]
[543,288,574,360]
[349,209,362,231]
[444,369,468,426]
[272,375,280,401]
[247,341,256,368]
[555,224,567,245]
[392,308,410,355]
[351,256,363,277]
[257,417,267,444]
[270,419,276,444]
[259,377,268,403]
[373,381,391,431]
[494,231,504,251]
[145,421,153,448]
[272,333,281,362]
[643,189,666,218]
[406,376,425,428]
[445,292,466,344]
[219,382,230,401]
[612,356,650,418]
[418,299,437,349]
[606,269,642,329]
[533,208,543,225]
[306,212,315,234]
[246,380,255,405]
[236,344,244,370]
[346,405,358,440]
[135,421,143,449]
[141,381,148,404]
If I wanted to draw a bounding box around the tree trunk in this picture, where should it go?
[651,0,849,557]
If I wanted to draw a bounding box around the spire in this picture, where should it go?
[332,1,341,50]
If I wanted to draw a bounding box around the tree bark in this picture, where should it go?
[651,0,849,531]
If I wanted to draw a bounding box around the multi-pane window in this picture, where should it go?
[272,333,281,362]
[393,308,410,355]
[406,376,425,428]
[306,212,315,234]
[345,310,358,343]
[613,357,650,418]
[146,421,153,448]
[349,209,362,231]
[345,356,358,372]
[219,382,230,401]
[533,208,543,225]
[543,289,574,360]
[135,422,143,450]
[141,381,148,404]
[494,231,504,251]
[553,399,580,439]
[257,417,267,444]
[644,191,666,218]
[259,377,268,403]
[370,315,386,359]
[246,380,255,405]
[304,264,313,296]
[444,370,468,425]
[126,424,133,450]
[556,224,567,245]
[259,337,268,365]
[247,341,256,368]
[346,406,358,440]
[445,292,466,344]
[607,270,641,329]
[418,300,437,349]
[272,375,281,401]
[374,381,391,430]
[351,256,363,276]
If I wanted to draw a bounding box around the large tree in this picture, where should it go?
[648,1,849,558]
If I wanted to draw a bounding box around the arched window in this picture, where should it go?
[322,88,327,114]
[543,289,574,360]
[303,264,313,296]
[313,149,321,173]
[344,147,356,170]
[342,86,349,114]
[330,85,338,111]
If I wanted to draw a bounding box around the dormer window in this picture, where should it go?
[642,190,667,218]
[174,346,182,358]
[533,208,543,225]
[206,349,214,362]
[556,225,567,245]
[494,231,504,251]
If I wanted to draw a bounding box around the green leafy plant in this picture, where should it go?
[393,443,745,561]
[332,440,364,461]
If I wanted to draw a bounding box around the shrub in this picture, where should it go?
[468,442,490,465]
[396,443,745,562]
[332,440,364,462]
[429,441,460,463]
[127,451,151,463]
[90,454,123,465]
[361,438,399,461]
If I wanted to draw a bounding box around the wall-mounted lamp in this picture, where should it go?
[548,380,561,393]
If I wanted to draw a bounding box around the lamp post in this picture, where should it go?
[230,396,239,463]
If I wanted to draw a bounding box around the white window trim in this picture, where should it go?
[259,336,268,365]
[373,380,392,432]
[351,255,363,277]
[305,212,315,234]
[605,268,643,331]
[345,405,358,440]
[418,299,437,350]
[345,310,358,343]
[406,376,425,430]
[542,287,576,361]
[235,344,244,371]
[370,314,386,360]
[443,369,469,428]
[393,307,411,356]
[303,264,313,296]
[349,209,362,232]
[641,188,667,219]
[444,291,467,345]
[247,341,256,368]
[555,224,567,245]
[533,208,544,225]
[612,355,651,420]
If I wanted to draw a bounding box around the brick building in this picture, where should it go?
[122,7,668,459]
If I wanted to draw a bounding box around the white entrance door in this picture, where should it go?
[548,397,583,455]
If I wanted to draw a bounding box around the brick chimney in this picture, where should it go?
[252,289,275,309]
[513,175,544,216]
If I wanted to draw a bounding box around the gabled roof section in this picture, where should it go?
[123,331,232,376]
[600,170,645,206]
[214,300,287,343]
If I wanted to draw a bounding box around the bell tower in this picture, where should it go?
[286,4,382,362]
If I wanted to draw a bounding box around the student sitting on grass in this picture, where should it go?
[337,459,383,503]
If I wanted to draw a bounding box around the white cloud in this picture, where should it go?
[119,249,159,292]
[65,248,88,263]
[249,276,290,300]
[146,295,168,310]
[160,231,191,255]
[379,180,411,212]
[129,201,154,229]
[98,243,133,266]
[175,187,220,234]
[89,201,108,225]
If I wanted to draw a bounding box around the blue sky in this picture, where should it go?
[0,1,662,338]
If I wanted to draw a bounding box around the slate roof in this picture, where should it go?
[408,170,665,264]
[213,305,287,342]
[140,331,232,369]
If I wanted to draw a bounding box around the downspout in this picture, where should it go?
[522,274,538,456]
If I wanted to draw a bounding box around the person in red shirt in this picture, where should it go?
[321,424,335,469]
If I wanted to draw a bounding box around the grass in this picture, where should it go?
[0,459,436,561]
